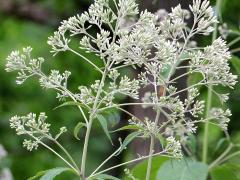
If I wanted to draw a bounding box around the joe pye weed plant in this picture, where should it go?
[5,0,240,179]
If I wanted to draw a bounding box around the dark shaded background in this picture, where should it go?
[0,0,240,179]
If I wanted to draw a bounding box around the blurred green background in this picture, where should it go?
[0,0,239,179]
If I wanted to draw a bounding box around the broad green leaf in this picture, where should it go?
[97,114,113,145]
[157,159,208,180]
[111,125,141,132]
[211,163,240,180]
[117,131,142,155]
[28,170,47,180]
[54,101,85,110]
[36,167,71,180]
[92,174,121,180]
[128,156,169,180]
[230,56,240,74]
[73,122,86,140]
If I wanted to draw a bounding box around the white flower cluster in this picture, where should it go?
[5,47,73,101]
[166,136,182,159]
[9,113,67,151]
[209,108,231,130]
[5,47,44,85]
[129,117,160,137]
[190,38,237,88]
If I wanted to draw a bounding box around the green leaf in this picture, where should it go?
[97,114,113,145]
[230,56,240,74]
[92,174,121,180]
[73,122,86,140]
[28,167,71,180]
[211,163,240,180]
[54,101,85,110]
[111,125,141,132]
[157,159,208,180]
[129,156,169,180]
[28,170,47,180]
[117,131,142,155]
[40,168,71,180]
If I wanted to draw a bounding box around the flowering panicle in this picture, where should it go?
[5,0,238,175]
[209,108,231,130]
[166,137,182,158]
[5,47,44,85]
[9,113,67,151]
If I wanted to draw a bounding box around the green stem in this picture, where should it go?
[202,0,222,164]
[202,86,213,163]
[146,135,156,180]
[208,143,233,169]
[80,64,109,179]
[53,140,79,172]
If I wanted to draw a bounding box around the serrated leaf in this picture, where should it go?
[92,174,121,180]
[54,101,85,110]
[97,114,113,145]
[73,122,86,140]
[117,131,142,155]
[157,159,208,180]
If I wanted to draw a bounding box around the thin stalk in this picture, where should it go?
[231,47,240,54]
[28,133,79,175]
[81,63,109,179]
[146,134,156,180]
[202,85,213,163]
[208,143,233,169]
[90,146,121,177]
[202,0,222,163]
[217,151,240,164]
[89,150,169,178]
[146,75,162,180]
[40,142,79,175]
[228,36,240,47]
[53,139,79,171]
[69,48,103,74]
